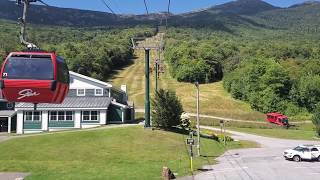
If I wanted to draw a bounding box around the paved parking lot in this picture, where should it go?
[0,172,30,180]
[181,126,320,180]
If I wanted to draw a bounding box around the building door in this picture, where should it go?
[107,105,123,123]
[0,117,8,132]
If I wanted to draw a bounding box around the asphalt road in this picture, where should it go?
[180,126,320,180]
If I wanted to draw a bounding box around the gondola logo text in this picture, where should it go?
[18,89,40,100]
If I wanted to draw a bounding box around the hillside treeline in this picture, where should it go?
[165,27,320,118]
[224,59,320,117]
[164,29,240,83]
[0,20,155,80]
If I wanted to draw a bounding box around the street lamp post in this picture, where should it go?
[195,81,200,156]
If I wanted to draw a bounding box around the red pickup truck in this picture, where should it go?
[266,112,289,127]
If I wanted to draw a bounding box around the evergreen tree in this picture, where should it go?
[151,89,183,129]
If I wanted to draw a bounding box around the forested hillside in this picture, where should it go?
[163,0,320,119]
[0,19,155,80]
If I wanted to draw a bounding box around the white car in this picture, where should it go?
[284,145,320,162]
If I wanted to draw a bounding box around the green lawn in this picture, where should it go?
[228,123,320,140]
[0,126,256,180]
[196,116,319,140]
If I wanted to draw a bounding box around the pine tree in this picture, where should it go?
[151,89,183,129]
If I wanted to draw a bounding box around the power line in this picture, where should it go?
[166,0,171,29]
[37,0,49,6]
[100,0,116,15]
[109,0,122,14]
[143,0,149,15]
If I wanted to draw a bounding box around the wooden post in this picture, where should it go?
[162,167,175,180]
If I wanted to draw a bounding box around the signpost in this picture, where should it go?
[220,120,228,146]
[186,132,195,173]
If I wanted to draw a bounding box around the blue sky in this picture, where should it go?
[42,0,313,14]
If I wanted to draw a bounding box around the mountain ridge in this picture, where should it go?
[0,0,319,30]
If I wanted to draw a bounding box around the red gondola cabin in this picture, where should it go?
[0,51,69,104]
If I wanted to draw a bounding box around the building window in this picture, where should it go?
[58,111,65,121]
[7,102,13,109]
[95,89,103,96]
[50,111,73,121]
[25,112,33,121]
[82,111,100,121]
[77,89,85,96]
[24,111,42,121]
[66,111,73,121]
[50,111,57,121]
[83,111,90,121]
[91,111,98,121]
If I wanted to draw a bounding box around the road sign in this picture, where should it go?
[186,138,195,145]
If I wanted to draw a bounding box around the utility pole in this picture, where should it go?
[145,48,151,127]
[195,81,200,156]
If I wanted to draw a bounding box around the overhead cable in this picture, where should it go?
[101,0,116,15]
[144,0,149,14]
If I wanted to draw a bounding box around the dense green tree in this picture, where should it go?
[312,104,320,136]
[224,58,292,113]
[294,75,320,111]
[151,89,183,129]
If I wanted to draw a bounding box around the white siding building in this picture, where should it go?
[13,71,134,134]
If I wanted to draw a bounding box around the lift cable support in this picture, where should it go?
[16,0,49,49]
[101,0,117,16]
[131,35,164,128]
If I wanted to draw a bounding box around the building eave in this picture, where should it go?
[15,107,108,111]
[69,71,113,88]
